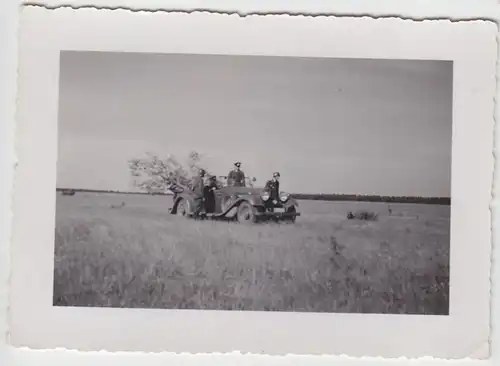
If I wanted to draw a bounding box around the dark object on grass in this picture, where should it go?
[346,210,378,221]
[110,202,126,209]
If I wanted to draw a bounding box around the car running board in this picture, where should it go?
[204,201,242,218]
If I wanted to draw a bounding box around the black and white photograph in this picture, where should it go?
[11,8,495,357]
[53,51,452,315]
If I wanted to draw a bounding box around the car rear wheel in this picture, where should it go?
[237,202,257,223]
[176,199,188,216]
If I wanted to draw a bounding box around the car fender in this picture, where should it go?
[227,197,250,210]
[283,197,299,209]
[222,197,262,215]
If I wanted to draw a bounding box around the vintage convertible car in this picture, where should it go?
[168,179,300,223]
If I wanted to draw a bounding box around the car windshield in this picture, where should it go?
[245,177,255,187]
[217,176,255,187]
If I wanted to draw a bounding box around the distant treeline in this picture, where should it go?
[291,193,450,205]
[57,188,450,205]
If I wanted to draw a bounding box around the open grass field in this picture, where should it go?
[53,192,450,314]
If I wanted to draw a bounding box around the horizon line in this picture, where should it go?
[56,187,451,205]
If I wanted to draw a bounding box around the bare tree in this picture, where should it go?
[128,151,212,194]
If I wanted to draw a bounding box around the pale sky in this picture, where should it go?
[56,51,452,197]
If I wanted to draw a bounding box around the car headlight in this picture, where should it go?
[280,192,290,202]
[261,192,270,201]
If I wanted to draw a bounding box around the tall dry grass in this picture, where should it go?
[53,193,450,314]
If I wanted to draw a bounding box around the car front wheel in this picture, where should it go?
[284,206,297,223]
[237,202,257,223]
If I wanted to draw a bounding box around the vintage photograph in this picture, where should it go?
[53,51,452,315]
[11,8,495,356]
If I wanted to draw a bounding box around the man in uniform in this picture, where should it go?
[227,161,246,187]
[191,168,206,217]
[203,175,218,214]
[265,172,281,202]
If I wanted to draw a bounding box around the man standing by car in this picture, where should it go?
[191,168,206,217]
[227,161,246,187]
[203,175,218,214]
[265,172,281,202]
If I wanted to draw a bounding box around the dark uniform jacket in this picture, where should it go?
[265,179,280,201]
[203,183,217,213]
[228,170,246,187]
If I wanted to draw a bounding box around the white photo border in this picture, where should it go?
[9,6,497,359]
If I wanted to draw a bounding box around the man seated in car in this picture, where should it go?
[227,161,246,187]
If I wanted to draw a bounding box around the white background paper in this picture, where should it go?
[1,1,500,366]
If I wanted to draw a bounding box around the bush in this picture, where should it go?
[347,210,378,221]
